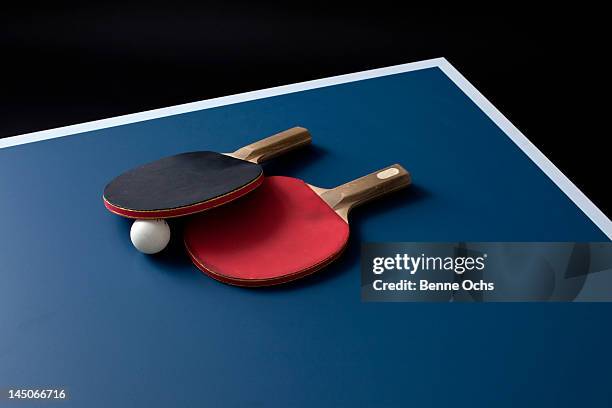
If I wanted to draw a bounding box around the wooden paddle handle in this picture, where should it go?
[321,164,411,220]
[231,127,312,163]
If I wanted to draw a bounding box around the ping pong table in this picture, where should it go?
[2,58,611,407]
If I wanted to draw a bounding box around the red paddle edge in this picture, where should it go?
[184,237,348,287]
[103,174,264,219]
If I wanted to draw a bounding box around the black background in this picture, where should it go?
[1,5,608,215]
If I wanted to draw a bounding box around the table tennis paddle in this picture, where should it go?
[103,127,311,219]
[183,164,411,286]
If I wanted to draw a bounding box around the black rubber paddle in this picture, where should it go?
[103,127,311,219]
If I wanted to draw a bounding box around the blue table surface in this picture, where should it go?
[1,67,610,407]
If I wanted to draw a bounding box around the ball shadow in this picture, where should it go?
[148,218,194,270]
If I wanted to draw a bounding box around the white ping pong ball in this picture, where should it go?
[130,219,171,254]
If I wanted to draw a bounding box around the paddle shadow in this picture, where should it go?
[260,145,326,176]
